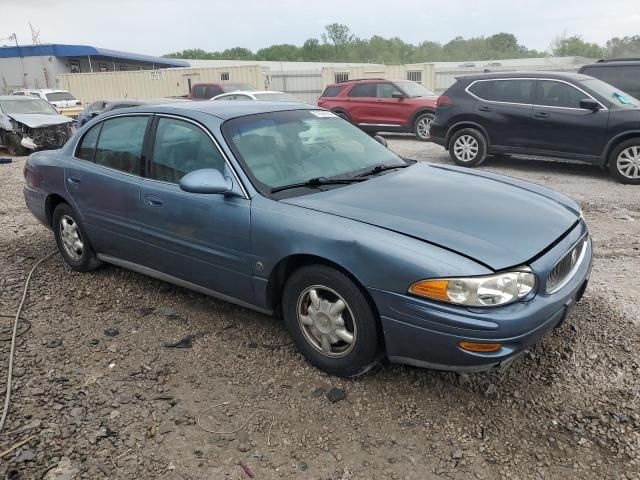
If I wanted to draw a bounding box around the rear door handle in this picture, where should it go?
[67,177,81,185]
[534,112,549,119]
[478,106,492,112]
[144,195,163,207]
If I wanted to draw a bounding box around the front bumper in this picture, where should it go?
[370,223,592,371]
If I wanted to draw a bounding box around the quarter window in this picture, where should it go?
[471,79,534,104]
[76,123,101,161]
[321,85,346,98]
[150,118,226,184]
[536,80,586,109]
[94,116,148,174]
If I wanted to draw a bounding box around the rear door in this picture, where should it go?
[346,82,378,125]
[134,115,254,303]
[65,115,150,261]
[467,78,534,148]
[529,79,609,161]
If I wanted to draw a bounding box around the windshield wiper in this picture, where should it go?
[355,163,409,178]
[270,177,365,194]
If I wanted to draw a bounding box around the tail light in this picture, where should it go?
[436,95,452,108]
[24,165,41,187]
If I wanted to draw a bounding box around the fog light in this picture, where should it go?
[458,341,502,353]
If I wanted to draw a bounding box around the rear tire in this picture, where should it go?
[282,265,382,377]
[448,128,487,167]
[413,112,435,141]
[608,138,640,185]
[53,203,102,272]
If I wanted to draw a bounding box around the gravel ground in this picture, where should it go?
[0,139,639,480]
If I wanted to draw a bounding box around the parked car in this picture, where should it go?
[12,89,83,118]
[430,72,640,184]
[188,82,256,100]
[317,78,438,140]
[76,98,191,126]
[578,58,640,101]
[24,101,592,377]
[213,90,299,102]
[0,95,74,155]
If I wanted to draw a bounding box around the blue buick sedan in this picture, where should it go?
[23,101,592,377]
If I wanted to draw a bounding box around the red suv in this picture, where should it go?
[317,79,438,140]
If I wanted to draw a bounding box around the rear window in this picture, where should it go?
[321,85,346,98]
[46,92,77,102]
[580,65,640,100]
[468,79,534,104]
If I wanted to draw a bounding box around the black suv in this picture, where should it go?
[579,58,640,101]
[430,72,640,184]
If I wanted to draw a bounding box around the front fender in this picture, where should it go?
[249,195,490,309]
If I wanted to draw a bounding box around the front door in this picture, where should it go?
[65,115,149,262]
[529,79,609,161]
[133,116,254,304]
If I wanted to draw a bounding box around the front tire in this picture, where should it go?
[53,203,102,272]
[608,139,640,185]
[448,128,487,167]
[282,265,382,377]
[6,134,28,156]
[414,112,435,141]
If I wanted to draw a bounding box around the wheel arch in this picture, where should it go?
[410,108,436,127]
[445,121,490,150]
[602,131,640,166]
[266,253,380,321]
[45,193,71,227]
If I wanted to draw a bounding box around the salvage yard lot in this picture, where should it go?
[1,138,639,479]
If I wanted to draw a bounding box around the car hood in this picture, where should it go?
[6,113,74,128]
[283,163,580,270]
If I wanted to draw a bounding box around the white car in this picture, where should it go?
[212,90,300,102]
[11,89,82,118]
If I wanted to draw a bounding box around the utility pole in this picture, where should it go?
[10,34,27,88]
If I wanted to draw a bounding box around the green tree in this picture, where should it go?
[605,35,640,58]
[256,44,302,61]
[323,23,354,61]
[551,34,602,58]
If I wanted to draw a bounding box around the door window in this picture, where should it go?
[76,123,102,161]
[376,83,404,98]
[536,80,586,108]
[348,83,376,97]
[94,116,148,174]
[473,79,534,104]
[150,118,226,184]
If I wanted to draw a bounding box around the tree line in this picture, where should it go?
[164,24,640,63]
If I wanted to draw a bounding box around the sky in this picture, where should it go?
[2,0,639,57]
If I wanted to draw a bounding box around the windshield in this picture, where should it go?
[254,92,299,102]
[0,98,58,115]
[580,78,639,106]
[223,110,405,194]
[45,92,77,102]
[221,83,256,93]
[397,81,435,98]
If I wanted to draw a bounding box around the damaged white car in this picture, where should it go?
[0,96,75,156]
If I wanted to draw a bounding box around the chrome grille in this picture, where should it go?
[546,237,587,294]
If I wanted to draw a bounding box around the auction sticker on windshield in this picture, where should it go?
[310,110,338,118]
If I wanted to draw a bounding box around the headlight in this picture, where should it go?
[409,267,536,307]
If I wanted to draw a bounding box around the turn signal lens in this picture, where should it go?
[409,279,450,301]
[458,341,502,353]
[409,268,536,307]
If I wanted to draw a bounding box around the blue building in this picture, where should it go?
[0,43,189,93]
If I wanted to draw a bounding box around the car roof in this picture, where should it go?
[218,90,287,96]
[582,59,640,67]
[0,95,48,101]
[105,97,191,105]
[122,100,317,120]
[457,71,594,82]
[13,89,68,93]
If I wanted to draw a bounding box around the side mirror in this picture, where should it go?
[373,135,388,148]
[580,98,601,111]
[391,92,405,99]
[179,169,233,195]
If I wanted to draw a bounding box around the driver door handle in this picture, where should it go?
[534,112,550,119]
[67,177,81,185]
[144,194,163,207]
[478,106,492,112]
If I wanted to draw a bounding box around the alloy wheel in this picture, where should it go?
[416,116,433,139]
[59,215,84,261]
[616,146,640,180]
[453,135,479,163]
[296,285,356,358]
